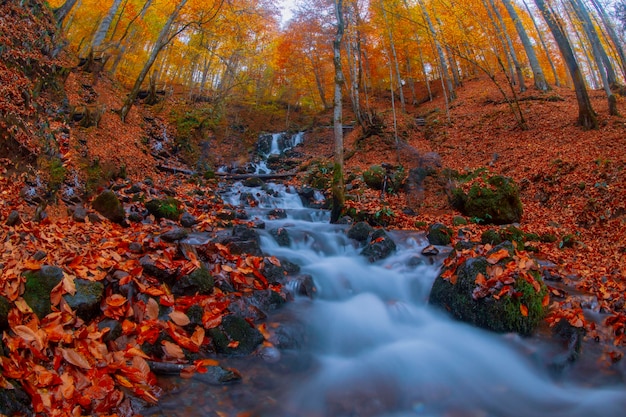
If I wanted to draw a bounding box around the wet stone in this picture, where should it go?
[5,210,21,226]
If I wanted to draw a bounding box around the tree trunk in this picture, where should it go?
[119,0,188,122]
[91,0,123,52]
[418,0,455,100]
[570,0,618,115]
[534,0,597,129]
[521,0,561,86]
[54,0,78,27]
[590,0,626,81]
[331,0,345,224]
[502,0,549,90]
[381,1,406,113]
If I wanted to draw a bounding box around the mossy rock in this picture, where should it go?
[270,227,291,247]
[92,190,126,224]
[63,279,104,323]
[145,197,182,220]
[0,295,10,330]
[451,174,523,225]
[23,265,64,319]
[347,221,374,242]
[427,223,452,246]
[172,265,214,296]
[362,165,406,193]
[429,243,547,336]
[209,315,264,355]
[363,165,385,190]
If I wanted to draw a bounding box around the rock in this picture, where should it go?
[160,227,188,242]
[421,245,439,256]
[270,227,291,247]
[0,385,32,416]
[360,229,396,262]
[33,250,47,261]
[0,295,10,330]
[427,223,452,246]
[128,211,143,223]
[193,365,242,385]
[72,205,87,222]
[451,174,523,225]
[145,197,182,220]
[5,210,21,226]
[22,265,64,318]
[429,244,548,336]
[347,221,373,242]
[98,319,123,343]
[180,212,197,227]
[221,225,263,256]
[140,255,178,287]
[268,208,287,219]
[171,265,214,296]
[262,259,300,284]
[209,315,264,355]
[289,274,316,298]
[63,279,104,323]
[243,177,264,187]
[92,190,126,225]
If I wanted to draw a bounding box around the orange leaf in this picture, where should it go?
[60,348,92,369]
[145,298,160,320]
[487,249,510,265]
[162,340,185,359]
[542,293,550,307]
[190,326,205,347]
[107,294,127,307]
[227,340,240,348]
[474,273,487,286]
[13,325,45,350]
[267,256,281,267]
[169,310,190,326]
[520,304,529,317]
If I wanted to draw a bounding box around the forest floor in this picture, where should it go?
[2,62,626,415]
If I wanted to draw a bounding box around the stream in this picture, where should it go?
[147,134,626,417]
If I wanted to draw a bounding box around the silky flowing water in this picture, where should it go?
[147,148,626,416]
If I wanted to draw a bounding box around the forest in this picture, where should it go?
[0,0,626,415]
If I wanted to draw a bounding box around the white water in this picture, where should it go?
[153,152,626,416]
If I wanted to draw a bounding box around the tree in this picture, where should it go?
[119,0,189,122]
[53,0,78,27]
[521,0,561,86]
[533,0,597,129]
[90,0,123,53]
[502,0,549,90]
[331,0,345,224]
[590,0,626,80]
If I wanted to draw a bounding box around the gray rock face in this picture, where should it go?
[427,223,452,246]
[63,279,104,323]
[209,315,264,355]
[23,265,64,318]
[172,265,214,296]
[360,229,396,262]
[347,221,374,242]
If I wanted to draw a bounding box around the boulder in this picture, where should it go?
[427,223,452,246]
[92,190,126,224]
[160,227,188,242]
[63,279,104,323]
[347,221,373,242]
[451,174,523,225]
[0,295,10,330]
[5,210,21,226]
[22,265,64,319]
[429,242,548,336]
[172,265,214,296]
[209,315,264,355]
[145,197,182,221]
[270,227,291,247]
[180,212,198,228]
[360,229,396,262]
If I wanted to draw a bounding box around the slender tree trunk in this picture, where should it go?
[54,0,78,27]
[521,0,561,86]
[120,0,188,122]
[502,0,549,90]
[570,0,618,114]
[381,1,406,113]
[331,0,345,224]
[418,0,455,100]
[590,0,626,81]
[534,0,597,128]
[91,0,123,52]
[402,0,432,101]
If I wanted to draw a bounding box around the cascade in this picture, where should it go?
[150,134,626,417]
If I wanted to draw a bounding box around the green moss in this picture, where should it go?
[453,174,523,225]
[145,197,182,220]
[92,190,125,224]
[362,165,406,193]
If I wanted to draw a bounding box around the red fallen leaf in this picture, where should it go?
[145,298,160,320]
[106,294,127,307]
[13,324,45,350]
[487,248,510,264]
[195,358,220,368]
[169,310,190,326]
[162,340,185,359]
[520,304,529,317]
[203,313,222,329]
[474,272,487,286]
[22,259,43,270]
[542,293,550,307]
[60,348,92,369]
[227,340,240,348]
[190,326,205,348]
